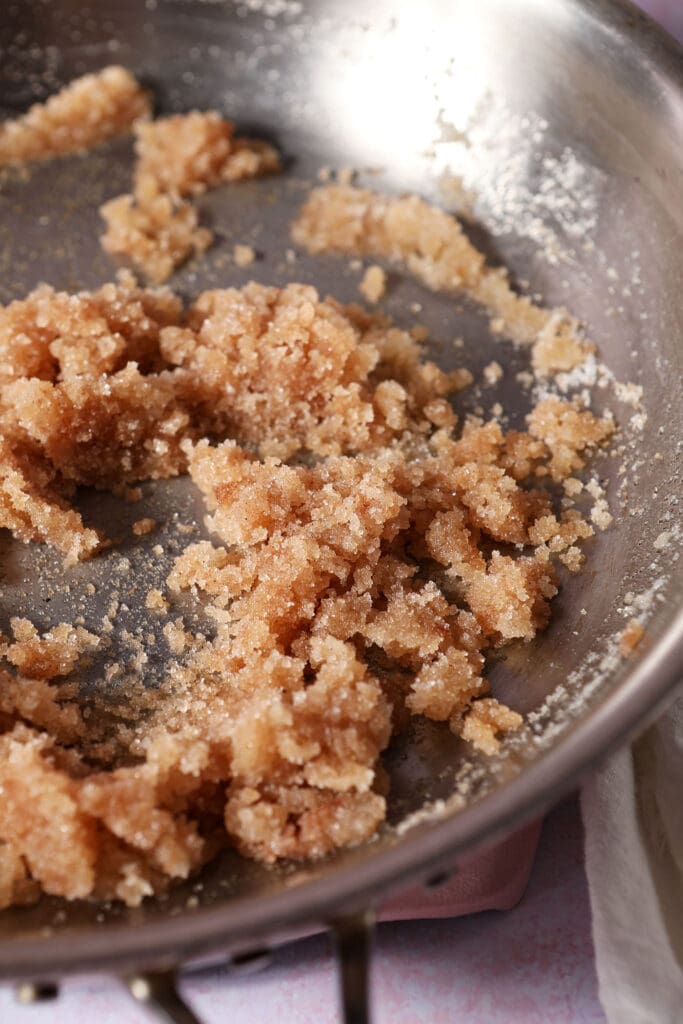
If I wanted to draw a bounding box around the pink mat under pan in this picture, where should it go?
[380,819,543,921]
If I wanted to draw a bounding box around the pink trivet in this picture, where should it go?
[381,819,542,921]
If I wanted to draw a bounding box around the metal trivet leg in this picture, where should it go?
[125,970,202,1024]
[332,910,375,1024]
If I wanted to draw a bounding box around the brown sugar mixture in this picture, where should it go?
[0,64,280,282]
[619,618,645,657]
[101,110,280,282]
[100,187,214,287]
[133,111,280,197]
[291,184,593,375]
[0,66,151,165]
[0,75,617,909]
[0,274,614,908]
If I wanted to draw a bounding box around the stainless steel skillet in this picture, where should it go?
[0,1,681,1021]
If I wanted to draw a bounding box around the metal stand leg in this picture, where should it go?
[125,970,203,1024]
[332,910,375,1024]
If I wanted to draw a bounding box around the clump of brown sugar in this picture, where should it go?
[0,271,183,385]
[0,272,189,560]
[4,618,99,679]
[527,397,615,481]
[359,265,386,303]
[619,618,645,657]
[101,110,280,282]
[162,281,460,459]
[0,261,615,905]
[4,363,190,487]
[233,244,256,267]
[0,435,102,565]
[145,588,168,612]
[132,517,157,537]
[460,698,523,756]
[291,185,593,375]
[133,111,279,197]
[0,66,150,165]
[100,189,213,285]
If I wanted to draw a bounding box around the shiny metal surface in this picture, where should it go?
[0,0,681,985]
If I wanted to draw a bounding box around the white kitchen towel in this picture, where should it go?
[581,688,683,1024]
